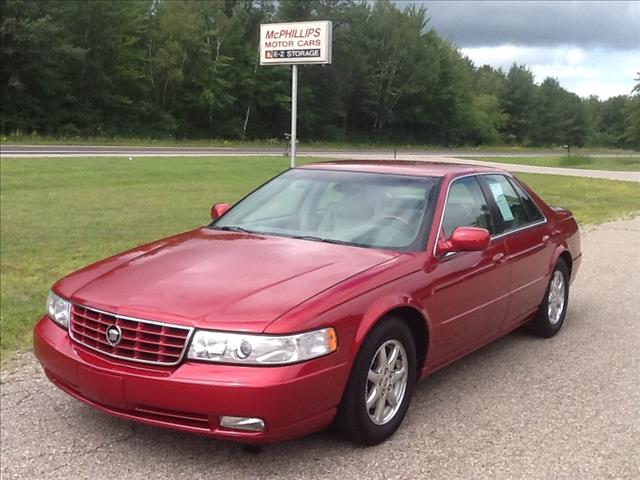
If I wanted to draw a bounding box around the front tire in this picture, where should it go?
[531,259,570,338]
[334,317,417,445]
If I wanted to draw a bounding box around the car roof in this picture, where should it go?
[299,160,504,178]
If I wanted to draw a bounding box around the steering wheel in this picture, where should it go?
[379,215,415,238]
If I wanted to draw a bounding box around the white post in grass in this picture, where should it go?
[290,64,298,168]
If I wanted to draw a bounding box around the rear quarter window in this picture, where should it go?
[509,178,545,222]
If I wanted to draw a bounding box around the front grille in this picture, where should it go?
[69,304,193,366]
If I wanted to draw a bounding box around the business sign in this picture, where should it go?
[260,21,332,65]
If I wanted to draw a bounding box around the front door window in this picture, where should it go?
[442,176,493,238]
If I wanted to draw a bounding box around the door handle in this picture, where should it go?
[492,253,506,263]
[542,235,550,244]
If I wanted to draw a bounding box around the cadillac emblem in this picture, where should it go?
[106,325,122,347]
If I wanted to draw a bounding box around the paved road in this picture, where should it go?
[2,217,639,480]
[2,144,638,182]
[318,152,640,182]
[2,144,638,157]
[0,145,588,156]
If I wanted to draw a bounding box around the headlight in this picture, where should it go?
[187,327,337,365]
[47,291,71,328]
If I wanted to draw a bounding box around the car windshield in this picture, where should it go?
[211,168,440,251]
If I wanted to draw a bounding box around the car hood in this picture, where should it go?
[63,228,398,332]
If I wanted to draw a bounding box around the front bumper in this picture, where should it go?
[33,315,350,443]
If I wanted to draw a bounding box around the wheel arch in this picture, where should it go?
[353,299,431,375]
[550,246,573,278]
[385,306,429,375]
[558,250,573,277]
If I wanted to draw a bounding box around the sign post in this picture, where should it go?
[290,64,298,168]
[260,21,332,168]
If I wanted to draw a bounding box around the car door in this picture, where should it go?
[424,175,510,365]
[479,174,553,330]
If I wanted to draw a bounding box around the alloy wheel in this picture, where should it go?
[547,270,566,325]
[365,339,409,425]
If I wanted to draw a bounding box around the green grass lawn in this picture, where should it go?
[463,155,640,171]
[514,173,640,223]
[1,156,639,363]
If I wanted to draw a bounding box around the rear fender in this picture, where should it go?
[548,211,581,282]
[550,245,570,275]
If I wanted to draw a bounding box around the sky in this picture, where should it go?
[401,1,640,99]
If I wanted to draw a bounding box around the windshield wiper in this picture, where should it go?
[216,225,256,234]
[291,235,362,247]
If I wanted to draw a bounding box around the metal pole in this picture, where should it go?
[290,64,298,168]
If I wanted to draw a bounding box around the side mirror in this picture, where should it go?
[438,227,490,255]
[210,202,230,220]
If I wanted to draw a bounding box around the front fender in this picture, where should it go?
[351,290,432,371]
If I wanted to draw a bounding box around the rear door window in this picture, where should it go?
[482,175,529,232]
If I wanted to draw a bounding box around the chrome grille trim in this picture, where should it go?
[68,303,194,366]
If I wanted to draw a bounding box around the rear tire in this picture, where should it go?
[334,316,417,445]
[531,259,570,338]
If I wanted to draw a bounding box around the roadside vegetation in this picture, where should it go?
[2,1,639,149]
[462,155,640,171]
[2,156,639,364]
[2,134,638,157]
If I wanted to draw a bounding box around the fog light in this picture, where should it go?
[219,416,265,432]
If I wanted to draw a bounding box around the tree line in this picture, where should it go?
[1,0,639,148]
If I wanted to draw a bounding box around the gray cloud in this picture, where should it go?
[402,1,640,50]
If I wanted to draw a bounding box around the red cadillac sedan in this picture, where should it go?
[34,161,581,445]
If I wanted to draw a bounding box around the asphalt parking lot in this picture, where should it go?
[2,216,639,480]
